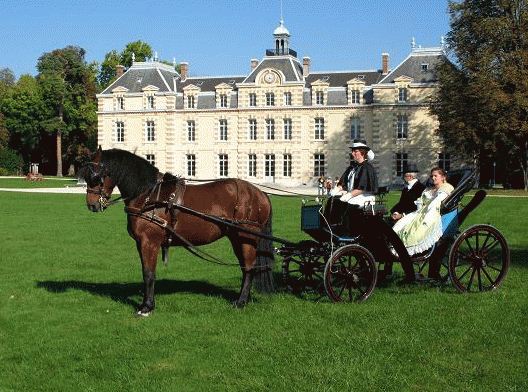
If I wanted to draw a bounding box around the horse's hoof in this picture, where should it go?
[136,310,151,317]
[233,301,247,309]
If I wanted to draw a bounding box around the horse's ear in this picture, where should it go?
[94,146,102,162]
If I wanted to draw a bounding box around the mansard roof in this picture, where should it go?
[378,48,445,84]
[177,76,245,92]
[101,61,179,94]
[305,70,383,87]
[243,56,304,83]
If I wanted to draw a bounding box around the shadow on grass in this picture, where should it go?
[36,279,240,310]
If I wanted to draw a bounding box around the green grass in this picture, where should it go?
[0,191,526,391]
[0,177,78,188]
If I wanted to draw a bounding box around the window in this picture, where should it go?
[219,94,228,108]
[146,154,155,166]
[249,93,257,107]
[396,152,408,177]
[219,154,228,177]
[397,114,408,139]
[115,121,124,142]
[266,119,275,140]
[187,120,195,141]
[315,91,324,105]
[314,117,325,140]
[314,154,325,177]
[351,90,360,104]
[147,96,155,109]
[146,120,155,142]
[284,92,292,106]
[283,154,292,177]
[219,119,228,141]
[398,88,408,102]
[187,154,196,176]
[117,97,124,110]
[266,92,275,106]
[248,154,257,177]
[283,118,292,140]
[350,117,361,139]
[248,119,257,140]
[265,154,275,177]
[421,63,429,72]
[439,152,451,172]
[187,95,195,109]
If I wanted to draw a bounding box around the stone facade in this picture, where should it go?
[96,22,454,187]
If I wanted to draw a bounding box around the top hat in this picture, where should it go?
[403,163,419,173]
[349,139,370,150]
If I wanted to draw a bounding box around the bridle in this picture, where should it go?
[83,162,123,210]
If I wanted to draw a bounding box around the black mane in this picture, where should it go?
[101,149,160,199]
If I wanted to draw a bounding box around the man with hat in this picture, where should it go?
[390,163,425,222]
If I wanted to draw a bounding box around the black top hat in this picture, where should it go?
[349,139,370,150]
[403,163,419,173]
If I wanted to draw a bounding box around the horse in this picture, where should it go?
[79,147,274,316]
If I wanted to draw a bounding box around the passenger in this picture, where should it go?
[393,167,454,255]
[390,163,426,222]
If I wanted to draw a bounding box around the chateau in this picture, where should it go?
[96,20,452,186]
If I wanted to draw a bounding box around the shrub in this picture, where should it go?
[0,147,23,175]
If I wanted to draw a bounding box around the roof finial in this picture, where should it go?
[280,0,283,23]
[411,37,416,49]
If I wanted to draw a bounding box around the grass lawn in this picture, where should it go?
[0,191,526,391]
[0,177,78,188]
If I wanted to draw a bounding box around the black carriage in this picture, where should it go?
[279,169,510,302]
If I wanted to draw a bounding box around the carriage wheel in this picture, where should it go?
[282,245,327,296]
[324,245,377,302]
[448,224,509,293]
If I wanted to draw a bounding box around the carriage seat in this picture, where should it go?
[440,169,476,215]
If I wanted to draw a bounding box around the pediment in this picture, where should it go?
[142,85,159,92]
[183,83,201,92]
[215,82,233,90]
[347,78,366,85]
[311,79,330,87]
[394,75,414,83]
[112,86,129,93]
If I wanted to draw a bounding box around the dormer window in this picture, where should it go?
[421,63,429,72]
[398,87,408,102]
[315,91,324,105]
[284,92,292,106]
[266,92,275,106]
[117,97,124,110]
[219,94,228,108]
[249,93,257,107]
[187,95,195,109]
[351,90,361,104]
[147,96,154,109]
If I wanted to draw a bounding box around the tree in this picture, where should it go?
[37,46,97,176]
[431,0,528,190]
[0,68,15,98]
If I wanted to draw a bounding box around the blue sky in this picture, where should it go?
[1,0,451,79]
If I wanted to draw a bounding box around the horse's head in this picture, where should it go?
[79,147,116,212]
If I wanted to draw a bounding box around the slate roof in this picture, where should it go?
[243,56,304,83]
[305,71,383,87]
[177,76,245,92]
[378,48,445,84]
[101,62,179,94]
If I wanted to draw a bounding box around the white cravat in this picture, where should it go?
[406,178,418,190]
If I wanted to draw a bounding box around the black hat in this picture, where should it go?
[348,139,370,150]
[403,163,419,174]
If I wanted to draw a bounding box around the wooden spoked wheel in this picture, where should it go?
[282,244,327,296]
[448,225,509,293]
[324,245,377,302]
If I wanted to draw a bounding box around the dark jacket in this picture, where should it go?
[338,162,378,193]
[390,180,426,215]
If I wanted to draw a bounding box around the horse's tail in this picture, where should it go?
[254,195,275,293]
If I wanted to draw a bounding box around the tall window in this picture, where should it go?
[283,154,292,177]
[283,118,292,140]
[315,91,324,105]
[265,154,275,177]
[146,120,155,142]
[396,152,408,177]
[187,120,195,141]
[266,92,275,106]
[219,154,228,177]
[219,119,228,141]
[117,97,124,110]
[249,93,257,107]
[284,92,292,106]
[187,154,196,176]
[314,117,325,140]
[219,94,228,108]
[350,117,361,139]
[439,152,451,172]
[351,90,360,104]
[248,154,257,177]
[398,88,408,102]
[266,119,275,140]
[187,95,195,109]
[147,96,154,109]
[314,154,325,177]
[146,154,155,166]
[115,121,124,142]
[248,119,257,140]
[397,114,408,139]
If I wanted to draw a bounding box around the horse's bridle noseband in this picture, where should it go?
[83,162,117,210]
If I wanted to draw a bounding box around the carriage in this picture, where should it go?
[279,169,510,302]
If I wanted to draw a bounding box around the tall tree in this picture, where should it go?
[431,0,528,189]
[37,46,97,176]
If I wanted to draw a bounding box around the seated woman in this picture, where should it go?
[393,167,454,256]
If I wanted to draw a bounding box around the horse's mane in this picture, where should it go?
[101,149,161,199]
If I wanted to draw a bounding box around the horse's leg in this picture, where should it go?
[230,235,257,308]
[136,239,161,316]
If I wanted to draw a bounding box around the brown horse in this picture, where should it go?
[79,148,274,316]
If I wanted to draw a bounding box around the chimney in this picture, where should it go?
[116,65,125,78]
[303,57,311,77]
[180,62,188,81]
[382,53,389,75]
[250,58,259,71]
